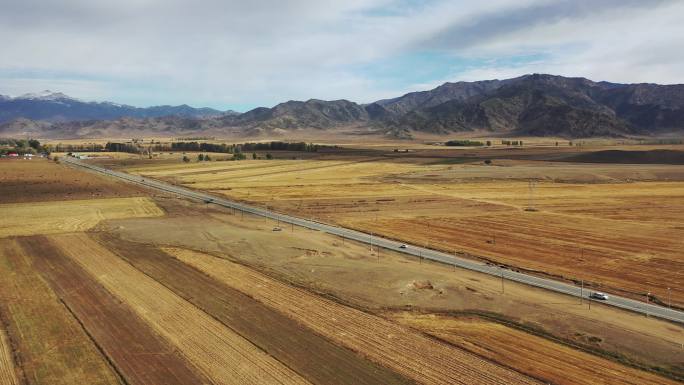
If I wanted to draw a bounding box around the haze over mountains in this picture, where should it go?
[2,74,684,139]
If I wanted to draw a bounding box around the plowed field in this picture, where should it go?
[0,238,120,385]
[22,236,210,385]
[97,234,413,385]
[167,247,542,385]
[0,158,144,203]
[49,233,310,385]
[388,312,680,385]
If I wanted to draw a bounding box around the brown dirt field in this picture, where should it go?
[0,158,145,203]
[0,197,164,237]
[48,232,310,385]
[0,238,121,385]
[102,204,683,379]
[19,236,210,385]
[0,325,19,385]
[166,246,542,385]
[123,155,684,307]
[95,233,413,385]
[387,312,680,385]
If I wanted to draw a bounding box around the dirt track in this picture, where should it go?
[97,234,413,385]
[22,236,210,385]
[168,247,542,385]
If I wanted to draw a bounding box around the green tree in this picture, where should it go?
[198,153,204,161]
[182,155,190,163]
[204,154,211,161]
[252,152,257,159]
[266,153,273,160]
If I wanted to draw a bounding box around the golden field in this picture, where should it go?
[123,150,684,307]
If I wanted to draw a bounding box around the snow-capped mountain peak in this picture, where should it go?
[16,90,78,101]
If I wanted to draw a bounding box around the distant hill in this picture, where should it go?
[0,90,235,123]
[3,75,684,139]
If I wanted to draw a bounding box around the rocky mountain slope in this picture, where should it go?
[0,90,233,123]
[2,75,683,138]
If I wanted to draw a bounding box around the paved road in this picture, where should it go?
[64,157,684,324]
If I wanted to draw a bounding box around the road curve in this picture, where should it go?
[64,157,684,324]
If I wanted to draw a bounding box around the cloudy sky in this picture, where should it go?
[1,0,682,111]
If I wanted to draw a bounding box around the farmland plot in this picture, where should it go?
[96,234,414,385]
[388,312,679,385]
[21,236,210,385]
[0,238,120,385]
[0,326,19,385]
[49,233,310,385]
[0,197,163,237]
[167,247,542,385]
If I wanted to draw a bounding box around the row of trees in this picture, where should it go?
[0,138,49,155]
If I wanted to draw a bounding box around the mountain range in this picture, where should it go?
[2,74,684,138]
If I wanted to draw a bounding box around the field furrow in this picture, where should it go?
[0,324,20,385]
[95,234,414,385]
[167,247,541,385]
[49,233,310,385]
[0,238,121,385]
[19,236,210,385]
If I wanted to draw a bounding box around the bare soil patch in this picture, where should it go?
[0,158,145,203]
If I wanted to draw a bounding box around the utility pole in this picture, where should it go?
[646,292,650,317]
[580,280,583,305]
[500,267,505,294]
[668,287,671,309]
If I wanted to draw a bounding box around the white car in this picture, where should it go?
[399,244,407,249]
[590,292,609,300]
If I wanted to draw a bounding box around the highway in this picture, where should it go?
[64,156,684,324]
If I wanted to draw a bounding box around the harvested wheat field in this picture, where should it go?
[0,158,144,203]
[96,234,413,385]
[0,325,19,385]
[0,238,120,385]
[49,233,310,385]
[166,246,542,385]
[20,236,210,385]
[123,154,684,306]
[388,312,679,385]
[0,197,163,237]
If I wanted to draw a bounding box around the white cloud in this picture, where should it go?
[0,0,681,109]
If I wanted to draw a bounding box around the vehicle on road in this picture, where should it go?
[590,292,609,300]
[399,244,407,249]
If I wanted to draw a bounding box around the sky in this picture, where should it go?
[1,0,682,111]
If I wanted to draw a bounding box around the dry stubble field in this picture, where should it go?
[2,157,579,385]
[120,148,684,307]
